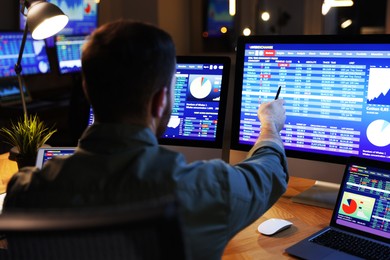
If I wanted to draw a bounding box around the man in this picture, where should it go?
[4,20,288,259]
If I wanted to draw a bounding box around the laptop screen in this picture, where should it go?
[158,55,230,148]
[332,157,390,241]
[0,78,30,106]
[35,148,76,169]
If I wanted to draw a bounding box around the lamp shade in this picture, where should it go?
[27,1,69,40]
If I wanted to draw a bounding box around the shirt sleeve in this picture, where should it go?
[3,167,37,211]
[226,140,289,237]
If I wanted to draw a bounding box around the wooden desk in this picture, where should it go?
[0,153,17,194]
[222,177,333,259]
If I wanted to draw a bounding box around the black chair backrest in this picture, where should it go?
[0,197,188,260]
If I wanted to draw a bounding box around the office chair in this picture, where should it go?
[0,196,188,260]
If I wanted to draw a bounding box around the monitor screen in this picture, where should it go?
[55,34,87,74]
[231,34,390,165]
[0,32,50,78]
[158,56,230,149]
[20,0,98,36]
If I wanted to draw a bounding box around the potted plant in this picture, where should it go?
[0,114,57,169]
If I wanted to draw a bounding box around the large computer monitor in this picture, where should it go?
[0,31,50,78]
[159,56,231,162]
[231,34,390,208]
[55,35,87,74]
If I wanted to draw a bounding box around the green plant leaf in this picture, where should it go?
[0,114,57,157]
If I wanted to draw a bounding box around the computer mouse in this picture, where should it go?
[257,218,293,236]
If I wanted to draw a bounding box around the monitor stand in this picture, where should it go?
[229,151,344,209]
[161,145,228,163]
[291,180,340,209]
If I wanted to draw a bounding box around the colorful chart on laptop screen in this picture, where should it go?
[339,192,375,221]
[342,198,357,214]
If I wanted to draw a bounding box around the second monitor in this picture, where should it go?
[55,35,87,74]
[159,56,231,162]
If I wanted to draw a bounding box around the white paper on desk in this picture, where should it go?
[0,193,5,214]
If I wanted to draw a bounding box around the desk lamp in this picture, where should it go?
[16,0,68,116]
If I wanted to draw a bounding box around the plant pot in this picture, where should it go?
[15,154,37,169]
[8,145,50,170]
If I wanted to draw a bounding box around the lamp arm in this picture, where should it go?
[14,22,29,117]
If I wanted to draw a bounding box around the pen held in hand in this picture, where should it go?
[275,86,281,100]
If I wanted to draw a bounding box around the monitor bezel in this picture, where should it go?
[158,55,231,149]
[231,34,390,165]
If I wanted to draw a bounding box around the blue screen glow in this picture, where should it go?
[0,32,50,78]
[234,39,390,163]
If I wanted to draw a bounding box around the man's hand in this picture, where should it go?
[258,99,286,133]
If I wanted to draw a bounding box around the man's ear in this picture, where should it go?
[151,87,168,118]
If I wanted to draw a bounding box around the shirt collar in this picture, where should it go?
[78,123,158,153]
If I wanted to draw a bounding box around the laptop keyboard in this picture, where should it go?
[310,229,390,260]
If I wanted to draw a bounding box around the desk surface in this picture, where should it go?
[0,153,17,194]
[0,153,332,258]
[222,177,333,259]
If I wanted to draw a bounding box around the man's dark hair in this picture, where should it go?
[81,20,176,122]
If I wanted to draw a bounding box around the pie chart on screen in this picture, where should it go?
[190,76,212,99]
[366,119,390,147]
[342,199,357,215]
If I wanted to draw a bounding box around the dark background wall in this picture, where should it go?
[0,1,18,30]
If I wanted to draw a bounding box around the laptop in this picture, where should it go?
[35,147,76,169]
[286,156,390,259]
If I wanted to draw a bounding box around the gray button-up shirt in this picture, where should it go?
[4,123,289,259]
